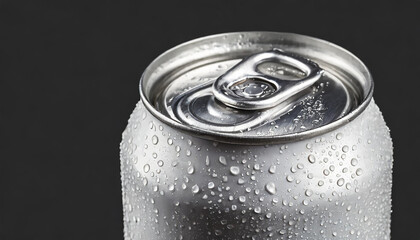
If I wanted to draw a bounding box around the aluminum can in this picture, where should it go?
[120,32,393,240]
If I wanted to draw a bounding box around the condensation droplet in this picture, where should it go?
[269,165,276,174]
[187,166,195,175]
[308,154,316,163]
[230,166,240,175]
[337,178,345,186]
[143,164,150,173]
[219,156,227,165]
[253,164,260,171]
[152,135,159,145]
[265,182,276,195]
[192,184,200,194]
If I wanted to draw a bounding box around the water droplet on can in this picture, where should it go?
[265,182,276,194]
[308,154,316,163]
[152,135,159,145]
[192,184,200,194]
[187,166,195,175]
[230,166,240,175]
[337,178,345,186]
[219,156,227,165]
[143,164,150,173]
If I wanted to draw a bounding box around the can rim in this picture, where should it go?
[139,32,373,144]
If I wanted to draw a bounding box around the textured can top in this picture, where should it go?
[140,32,373,144]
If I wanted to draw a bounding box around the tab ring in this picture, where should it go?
[212,49,324,110]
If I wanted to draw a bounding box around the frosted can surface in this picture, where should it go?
[120,32,393,240]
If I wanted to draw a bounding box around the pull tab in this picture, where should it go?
[212,49,323,110]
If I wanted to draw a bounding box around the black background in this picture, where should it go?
[1,1,419,239]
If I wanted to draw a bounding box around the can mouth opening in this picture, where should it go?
[139,32,373,144]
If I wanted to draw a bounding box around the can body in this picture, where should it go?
[120,99,392,239]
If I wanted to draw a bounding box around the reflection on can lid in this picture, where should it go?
[141,32,373,143]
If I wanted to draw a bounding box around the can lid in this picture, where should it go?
[141,32,373,143]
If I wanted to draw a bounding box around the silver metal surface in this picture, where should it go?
[140,32,373,144]
[171,74,350,134]
[120,100,393,240]
[120,32,393,240]
[212,49,323,110]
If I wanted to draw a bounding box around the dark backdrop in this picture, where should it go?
[1,1,419,239]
